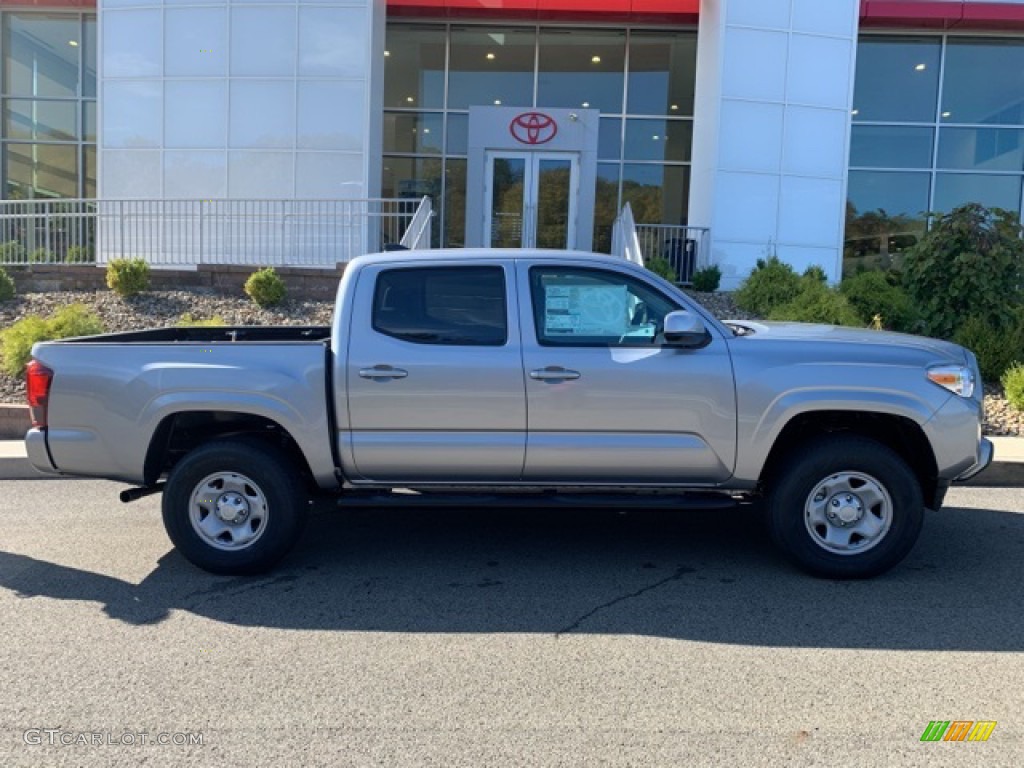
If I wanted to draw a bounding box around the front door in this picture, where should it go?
[485,151,579,249]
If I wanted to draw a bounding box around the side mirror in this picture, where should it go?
[663,310,711,349]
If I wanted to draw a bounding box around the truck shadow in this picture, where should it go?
[1,498,1022,650]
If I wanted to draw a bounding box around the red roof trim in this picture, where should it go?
[0,0,95,7]
[860,1,1024,31]
[386,0,698,24]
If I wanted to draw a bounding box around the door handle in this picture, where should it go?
[359,365,408,380]
[529,366,581,382]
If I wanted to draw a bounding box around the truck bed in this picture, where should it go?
[53,325,332,344]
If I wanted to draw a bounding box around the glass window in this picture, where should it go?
[373,267,507,346]
[446,114,468,156]
[383,112,444,155]
[852,37,940,122]
[84,144,95,198]
[627,31,697,116]
[938,128,1024,172]
[538,29,626,114]
[599,117,622,161]
[849,126,934,168]
[624,119,692,163]
[622,164,689,225]
[845,171,930,273]
[5,142,78,199]
[529,266,679,347]
[4,13,80,98]
[4,100,77,141]
[594,163,621,254]
[449,27,534,110]
[934,173,1023,213]
[943,39,1024,125]
[384,24,445,110]
[83,101,95,143]
[83,16,96,98]
[444,159,466,247]
[382,157,444,248]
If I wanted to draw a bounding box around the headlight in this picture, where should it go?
[927,364,975,398]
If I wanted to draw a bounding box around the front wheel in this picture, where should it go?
[162,440,308,575]
[766,435,924,579]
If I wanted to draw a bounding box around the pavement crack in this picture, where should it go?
[555,566,694,637]
[181,572,299,612]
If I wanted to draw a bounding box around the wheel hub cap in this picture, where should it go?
[804,471,893,556]
[827,493,864,526]
[215,492,249,524]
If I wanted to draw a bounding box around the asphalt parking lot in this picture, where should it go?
[1,479,1022,767]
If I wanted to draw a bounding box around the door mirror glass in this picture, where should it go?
[663,310,710,348]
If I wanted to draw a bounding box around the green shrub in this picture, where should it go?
[106,258,150,297]
[0,241,26,263]
[1003,362,1024,411]
[840,270,919,332]
[644,255,677,283]
[734,256,802,316]
[953,311,1024,383]
[803,265,828,283]
[690,265,722,292]
[0,304,104,377]
[29,248,54,264]
[244,267,287,308]
[903,203,1024,338]
[65,245,94,264]
[0,267,14,302]
[177,312,226,327]
[767,278,863,327]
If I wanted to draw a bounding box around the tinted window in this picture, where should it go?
[373,267,507,346]
[529,266,679,347]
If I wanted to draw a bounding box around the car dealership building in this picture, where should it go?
[2,0,1024,287]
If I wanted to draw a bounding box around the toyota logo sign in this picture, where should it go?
[509,112,558,145]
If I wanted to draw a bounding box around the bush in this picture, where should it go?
[1003,363,1024,411]
[690,265,722,292]
[244,267,287,308]
[106,258,150,297]
[803,265,828,283]
[65,245,94,264]
[840,270,919,332]
[29,248,54,264]
[644,256,677,283]
[734,256,802,316]
[0,241,26,263]
[903,203,1024,338]
[0,304,104,377]
[953,311,1024,383]
[0,267,14,302]
[177,313,226,327]
[767,277,863,327]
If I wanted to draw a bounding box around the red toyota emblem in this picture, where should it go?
[509,112,558,145]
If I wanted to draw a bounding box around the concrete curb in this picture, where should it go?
[2,437,1022,486]
[0,404,29,440]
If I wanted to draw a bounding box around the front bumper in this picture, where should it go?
[954,437,994,482]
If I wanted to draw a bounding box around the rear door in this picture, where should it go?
[518,260,737,484]
[346,260,526,482]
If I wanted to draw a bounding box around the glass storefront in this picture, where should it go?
[1,11,97,199]
[383,23,697,250]
[848,35,1024,273]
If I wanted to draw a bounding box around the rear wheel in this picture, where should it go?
[162,440,308,575]
[766,435,923,579]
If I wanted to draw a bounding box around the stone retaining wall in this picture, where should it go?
[4,264,347,300]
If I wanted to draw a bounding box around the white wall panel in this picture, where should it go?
[165,81,227,149]
[778,176,843,245]
[296,152,365,198]
[103,81,161,148]
[228,151,294,199]
[719,101,784,173]
[230,6,297,77]
[164,151,228,199]
[102,10,161,78]
[786,34,853,109]
[782,106,847,178]
[721,28,788,103]
[726,0,791,30]
[791,0,857,38]
[102,150,161,198]
[715,171,780,242]
[165,7,227,77]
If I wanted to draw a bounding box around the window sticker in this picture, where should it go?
[544,284,630,336]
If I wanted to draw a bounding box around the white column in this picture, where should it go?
[689,0,860,289]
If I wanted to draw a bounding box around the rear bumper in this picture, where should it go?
[24,428,59,475]
[954,437,994,482]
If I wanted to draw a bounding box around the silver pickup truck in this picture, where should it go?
[24,250,992,579]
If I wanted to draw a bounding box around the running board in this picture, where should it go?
[337,491,740,511]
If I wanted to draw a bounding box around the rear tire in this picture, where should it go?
[162,440,308,575]
[766,435,923,579]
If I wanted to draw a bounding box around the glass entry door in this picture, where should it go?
[484,151,579,249]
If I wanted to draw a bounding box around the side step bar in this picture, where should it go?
[338,491,741,511]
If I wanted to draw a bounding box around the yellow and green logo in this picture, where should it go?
[920,721,997,742]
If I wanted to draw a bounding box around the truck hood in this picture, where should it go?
[723,319,967,364]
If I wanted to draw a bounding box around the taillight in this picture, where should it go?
[25,359,53,429]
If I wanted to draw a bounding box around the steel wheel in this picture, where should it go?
[189,471,269,551]
[803,471,893,555]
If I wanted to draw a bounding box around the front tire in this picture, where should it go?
[767,435,923,579]
[162,440,308,575]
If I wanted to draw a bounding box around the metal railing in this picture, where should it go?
[611,202,644,267]
[633,223,711,284]
[0,197,431,268]
[399,196,433,250]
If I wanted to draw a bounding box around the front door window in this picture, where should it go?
[485,151,578,249]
